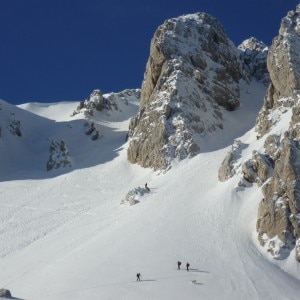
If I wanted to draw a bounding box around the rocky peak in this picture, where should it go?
[140,13,246,110]
[238,37,269,85]
[219,5,300,262]
[254,5,300,261]
[71,88,140,118]
[238,37,267,52]
[127,12,247,170]
[256,5,300,136]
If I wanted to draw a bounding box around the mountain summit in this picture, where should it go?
[127,13,249,170]
[238,37,269,85]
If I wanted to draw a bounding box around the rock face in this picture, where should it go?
[255,5,300,261]
[47,140,72,171]
[256,6,300,137]
[238,37,269,85]
[127,13,248,170]
[241,151,273,187]
[121,186,150,206]
[9,116,22,137]
[219,5,300,262]
[257,133,300,259]
[71,88,140,142]
[0,103,22,138]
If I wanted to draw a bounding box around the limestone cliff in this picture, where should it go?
[256,6,300,137]
[255,5,300,261]
[127,13,248,170]
[219,5,300,262]
[238,37,269,85]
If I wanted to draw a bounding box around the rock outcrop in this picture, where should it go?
[219,5,300,262]
[9,115,22,137]
[47,140,72,171]
[241,151,273,186]
[255,5,300,261]
[84,122,100,141]
[72,89,140,118]
[127,13,248,170]
[238,37,269,85]
[256,6,300,137]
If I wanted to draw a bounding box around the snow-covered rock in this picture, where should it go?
[220,4,300,262]
[241,150,273,186]
[122,186,150,206]
[256,5,300,137]
[127,12,248,170]
[72,89,140,118]
[254,5,300,261]
[238,37,269,85]
[46,139,72,171]
[0,102,23,138]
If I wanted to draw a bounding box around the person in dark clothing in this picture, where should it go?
[136,273,141,281]
[186,262,190,271]
[177,261,182,270]
[145,183,150,192]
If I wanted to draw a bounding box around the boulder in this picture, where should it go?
[256,4,300,136]
[47,140,72,171]
[254,5,300,261]
[242,151,273,186]
[218,140,244,181]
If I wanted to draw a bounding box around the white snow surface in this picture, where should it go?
[1,82,300,300]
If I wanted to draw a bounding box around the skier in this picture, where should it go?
[136,273,141,281]
[145,183,150,192]
[186,262,190,271]
[177,261,182,270]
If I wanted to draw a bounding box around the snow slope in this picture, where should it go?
[1,81,300,300]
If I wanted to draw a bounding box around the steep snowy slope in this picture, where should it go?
[0,90,139,181]
[1,79,300,300]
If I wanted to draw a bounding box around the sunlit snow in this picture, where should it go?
[0,81,300,300]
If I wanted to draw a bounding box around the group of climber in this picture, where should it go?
[136,261,191,281]
[177,261,190,271]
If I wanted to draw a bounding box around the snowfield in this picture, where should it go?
[1,81,300,300]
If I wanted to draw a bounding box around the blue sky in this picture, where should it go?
[0,0,299,104]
